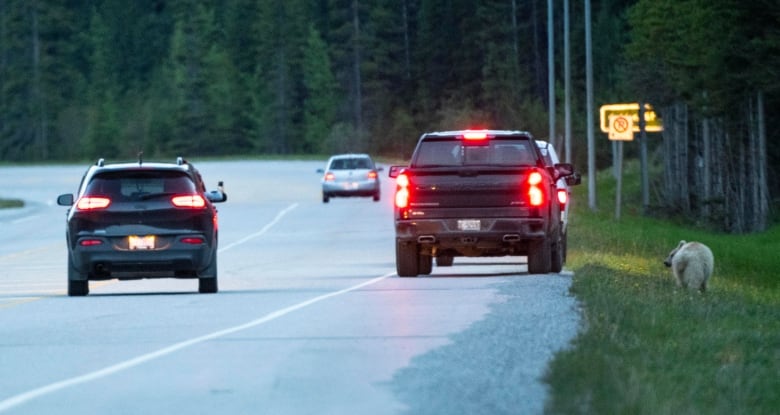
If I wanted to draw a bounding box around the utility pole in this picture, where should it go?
[639,102,649,213]
[585,0,596,210]
[547,0,555,147]
[564,0,571,163]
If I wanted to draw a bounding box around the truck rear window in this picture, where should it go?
[414,139,536,167]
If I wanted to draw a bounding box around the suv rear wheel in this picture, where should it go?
[198,250,219,293]
[67,256,89,296]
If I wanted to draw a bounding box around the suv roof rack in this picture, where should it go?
[97,158,105,167]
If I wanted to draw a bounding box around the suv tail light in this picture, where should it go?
[76,196,111,210]
[180,236,205,245]
[171,194,206,208]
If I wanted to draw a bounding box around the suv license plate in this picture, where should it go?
[129,235,155,250]
[457,219,481,231]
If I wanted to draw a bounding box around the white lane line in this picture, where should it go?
[218,202,299,253]
[11,215,40,225]
[0,271,394,412]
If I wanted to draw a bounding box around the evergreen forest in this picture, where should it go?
[0,0,777,232]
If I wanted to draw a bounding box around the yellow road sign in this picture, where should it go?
[599,103,663,133]
[609,114,634,141]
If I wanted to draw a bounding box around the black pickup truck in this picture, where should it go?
[388,130,577,277]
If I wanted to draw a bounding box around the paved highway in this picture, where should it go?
[0,160,580,414]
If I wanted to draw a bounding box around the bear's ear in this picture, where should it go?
[678,240,686,247]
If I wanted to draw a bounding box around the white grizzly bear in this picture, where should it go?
[663,241,714,292]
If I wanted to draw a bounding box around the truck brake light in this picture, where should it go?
[528,171,543,186]
[395,173,410,209]
[529,187,544,206]
[526,170,546,207]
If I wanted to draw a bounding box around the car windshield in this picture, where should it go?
[414,139,536,167]
[329,158,372,170]
[85,171,196,200]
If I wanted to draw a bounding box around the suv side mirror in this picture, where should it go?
[207,181,227,203]
[57,194,74,206]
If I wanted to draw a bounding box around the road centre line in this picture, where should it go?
[218,202,299,253]
[0,271,394,412]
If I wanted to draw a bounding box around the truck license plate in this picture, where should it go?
[457,219,481,231]
[129,235,155,250]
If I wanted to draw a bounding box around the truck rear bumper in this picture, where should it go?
[395,218,548,256]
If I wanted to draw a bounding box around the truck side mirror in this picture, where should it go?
[388,165,406,178]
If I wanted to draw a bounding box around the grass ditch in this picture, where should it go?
[544,161,779,414]
[0,198,24,209]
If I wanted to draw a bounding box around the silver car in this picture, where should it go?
[318,154,382,203]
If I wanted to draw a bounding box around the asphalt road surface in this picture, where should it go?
[0,160,580,415]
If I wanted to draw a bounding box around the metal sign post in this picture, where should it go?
[601,102,663,219]
[607,114,633,220]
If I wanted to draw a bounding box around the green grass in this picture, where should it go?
[544,161,780,414]
[0,198,24,209]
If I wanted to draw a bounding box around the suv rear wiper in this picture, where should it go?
[137,192,178,200]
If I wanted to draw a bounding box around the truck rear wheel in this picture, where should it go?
[527,241,551,274]
[435,255,454,267]
[418,254,433,275]
[550,240,563,273]
[396,241,419,277]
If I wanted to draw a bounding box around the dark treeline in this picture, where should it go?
[0,0,777,231]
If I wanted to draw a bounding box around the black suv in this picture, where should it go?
[57,157,227,296]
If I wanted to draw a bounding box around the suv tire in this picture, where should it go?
[67,255,89,296]
[198,251,219,293]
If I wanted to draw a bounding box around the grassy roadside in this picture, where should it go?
[0,198,24,209]
[544,161,780,414]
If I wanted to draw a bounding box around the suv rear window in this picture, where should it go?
[414,139,536,167]
[86,171,196,200]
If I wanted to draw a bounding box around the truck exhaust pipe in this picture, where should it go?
[503,234,521,242]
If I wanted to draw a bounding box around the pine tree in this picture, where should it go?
[302,25,338,154]
[85,7,120,159]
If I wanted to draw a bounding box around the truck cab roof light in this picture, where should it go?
[462,131,488,140]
